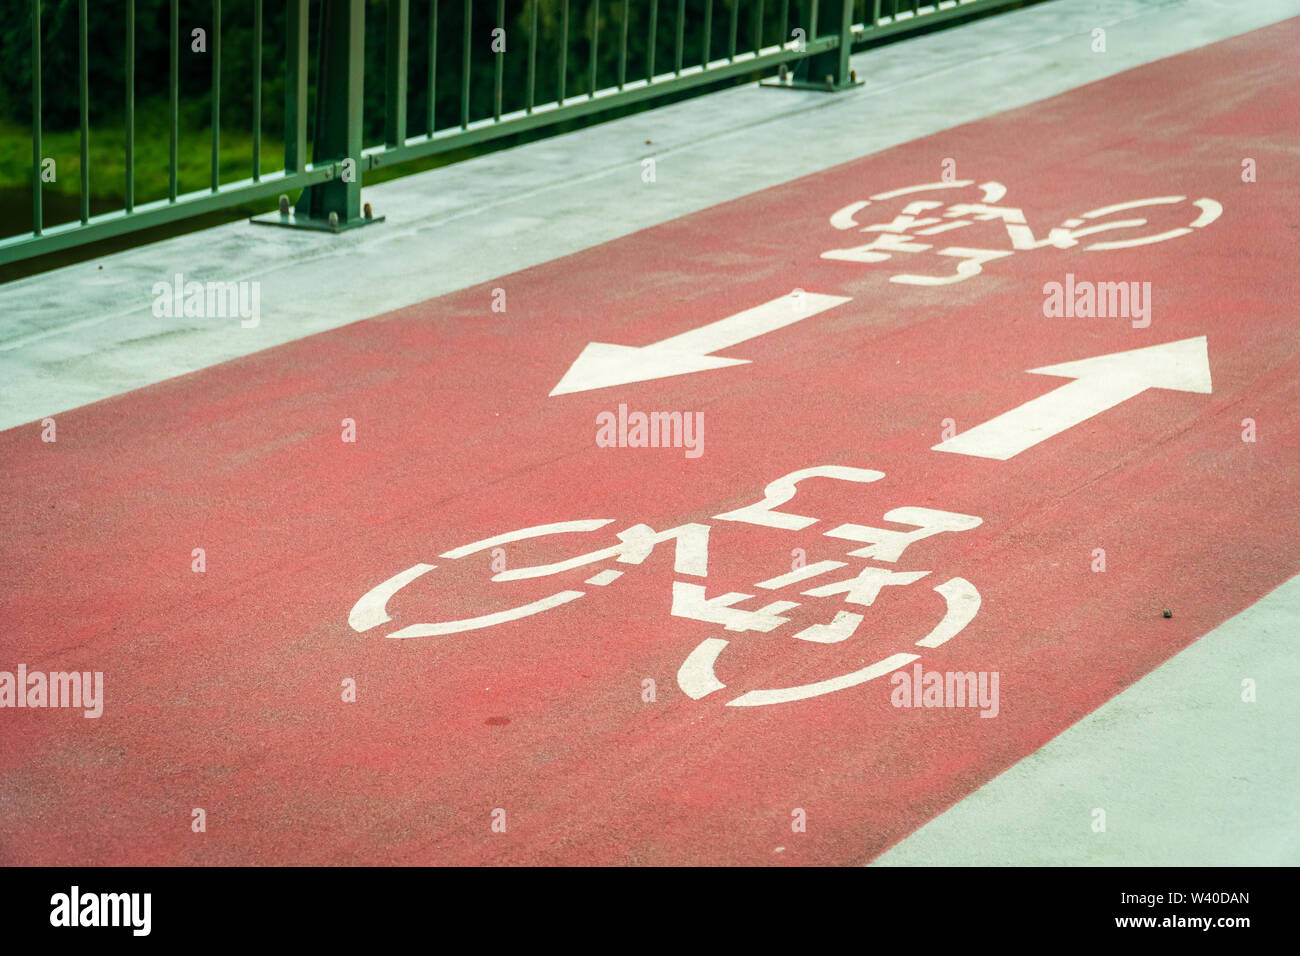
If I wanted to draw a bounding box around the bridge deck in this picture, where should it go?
[1,0,1298,866]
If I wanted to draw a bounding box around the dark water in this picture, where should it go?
[1,188,119,240]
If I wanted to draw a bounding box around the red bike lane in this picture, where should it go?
[1,19,1297,865]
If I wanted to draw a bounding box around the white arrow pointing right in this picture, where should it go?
[933,335,1212,460]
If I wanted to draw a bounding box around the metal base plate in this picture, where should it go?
[760,74,864,93]
[249,212,386,233]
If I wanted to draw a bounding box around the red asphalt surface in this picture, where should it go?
[2,21,1298,866]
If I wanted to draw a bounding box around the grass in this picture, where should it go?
[0,112,284,213]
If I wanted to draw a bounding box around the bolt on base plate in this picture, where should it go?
[250,211,387,233]
[760,64,864,92]
[250,195,386,233]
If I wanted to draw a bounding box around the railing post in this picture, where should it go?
[258,0,383,233]
[296,0,367,228]
[765,0,862,92]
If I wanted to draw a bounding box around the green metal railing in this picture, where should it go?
[3,0,1036,266]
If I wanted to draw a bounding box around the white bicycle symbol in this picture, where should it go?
[822,180,1222,285]
[349,466,984,707]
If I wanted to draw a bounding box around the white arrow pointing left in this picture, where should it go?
[549,291,852,396]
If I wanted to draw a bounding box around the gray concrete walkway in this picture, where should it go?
[875,574,1300,865]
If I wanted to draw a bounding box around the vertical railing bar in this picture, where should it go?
[461,0,470,128]
[728,0,738,61]
[754,0,765,54]
[558,0,569,104]
[211,0,220,193]
[872,0,880,28]
[494,0,504,120]
[617,0,628,90]
[387,0,410,146]
[169,0,178,200]
[427,0,437,135]
[810,0,820,40]
[252,0,261,181]
[779,0,789,45]
[674,0,684,75]
[78,0,88,225]
[526,0,537,112]
[285,0,306,175]
[647,0,657,79]
[588,0,599,100]
[31,0,42,236]
[701,0,712,68]
[125,0,135,213]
